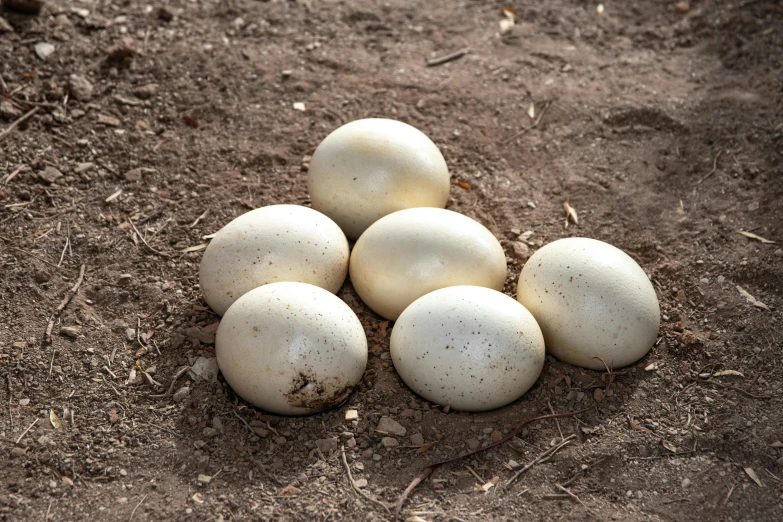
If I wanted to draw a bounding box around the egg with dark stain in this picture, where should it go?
[216,282,368,415]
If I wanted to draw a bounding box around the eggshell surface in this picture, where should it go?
[516,237,660,370]
[216,282,368,416]
[349,208,507,320]
[199,204,349,316]
[390,286,545,412]
[307,118,450,239]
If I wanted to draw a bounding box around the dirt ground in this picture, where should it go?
[1,0,782,520]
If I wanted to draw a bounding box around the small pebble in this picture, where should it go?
[682,478,691,488]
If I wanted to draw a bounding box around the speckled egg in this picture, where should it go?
[349,208,507,320]
[516,237,660,370]
[199,204,349,316]
[390,286,545,412]
[307,118,450,240]
[216,282,368,416]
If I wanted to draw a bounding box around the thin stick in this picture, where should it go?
[503,99,553,144]
[45,499,52,521]
[507,435,576,486]
[15,418,38,444]
[6,377,12,429]
[128,494,147,521]
[555,483,586,507]
[128,219,171,257]
[57,236,69,267]
[3,164,24,185]
[149,365,191,398]
[0,106,40,142]
[0,239,62,271]
[47,350,56,380]
[189,210,209,228]
[234,411,259,437]
[695,150,724,185]
[393,406,593,518]
[724,481,737,505]
[426,48,469,67]
[341,445,391,515]
[549,402,564,441]
[45,264,86,344]
[147,218,171,242]
[708,381,771,400]
[0,72,7,93]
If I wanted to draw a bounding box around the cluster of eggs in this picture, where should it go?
[199,118,660,415]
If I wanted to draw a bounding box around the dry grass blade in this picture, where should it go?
[128,219,171,258]
[736,231,775,244]
[744,467,763,488]
[736,285,770,310]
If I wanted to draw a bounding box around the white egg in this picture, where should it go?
[390,286,545,412]
[516,237,660,370]
[307,118,450,240]
[199,204,349,316]
[349,208,507,320]
[216,282,368,416]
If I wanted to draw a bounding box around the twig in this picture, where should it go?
[45,264,86,344]
[6,377,12,429]
[128,219,171,257]
[128,494,147,521]
[189,210,209,228]
[507,435,576,486]
[57,236,69,267]
[426,48,470,67]
[0,106,40,142]
[708,381,771,400]
[724,481,737,505]
[695,150,724,185]
[549,402,564,441]
[341,445,391,516]
[45,499,52,521]
[234,411,259,437]
[149,365,191,398]
[555,483,586,507]
[0,235,62,271]
[0,73,7,93]
[46,350,56,380]
[393,406,594,519]
[3,164,24,185]
[15,418,38,444]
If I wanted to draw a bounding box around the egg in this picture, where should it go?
[307,118,450,239]
[516,237,660,370]
[390,286,545,412]
[199,204,349,316]
[216,282,368,415]
[349,208,507,320]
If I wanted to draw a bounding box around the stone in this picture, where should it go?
[203,427,217,438]
[3,0,44,15]
[107,37,136,61]
[381,437,399,448]
[354,478,368,488]
[345,409,359,421]
[35,42,55,60]
[39,166,63,184]
[376,417,406,437]
[410,433,424,446]
[10,447,26,458]
[97,114,121,127]
[133,83,159,99]
[252,427,269,438]
[172,387,190,403]
[491,430,504,443]
[185,326,216,344]
[273,436,287,445]
[74,162,94,174]
[197,474,211,485]
[467,439,481,451]
[511,241,530,260]
[774,249,783,257]
[0,100,22,121]
[189,357,218,382]
[346,437,357,449]
[125,328,136,341]
[361,449,374,459]
[675,1,689,13]
[157,6,174,22]
[340,432,355,440]
[68,74,93,102]
[315,437,338,453]
[60,326,80,338]
[682,478,691,488]
[0,17,13,33]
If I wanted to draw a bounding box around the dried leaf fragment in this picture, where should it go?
[736,285,770,311]
[50,409,63,431]
[527,103,535,119]
[744,467,763,487]
[452,180,471,191]
[379,320,389,337]
[737,231,775,244]
[713,370,744,378]
[416,441,439,454]
[661,440,677,453]
[563,201,579,227]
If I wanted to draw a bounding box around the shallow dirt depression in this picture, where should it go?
[1,1,781,520]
